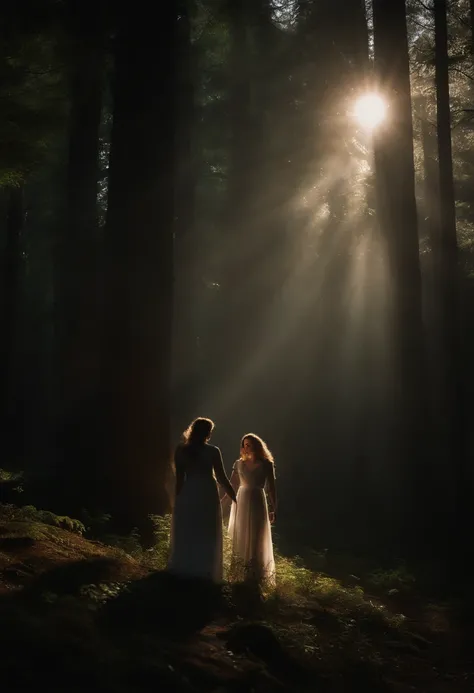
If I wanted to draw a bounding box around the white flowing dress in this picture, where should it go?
[168,443,226,583]
[228,458,275,584]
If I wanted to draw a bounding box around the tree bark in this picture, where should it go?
[173,0,199,425]
[417,94,440,327]
[434,0,468,553]
[205,0,256,404]
[372,0,427,546]
[470,0,474,55]
[101,1,176,539]
[0,185,24,462]
[219,0,271,365]
[55,0,105,510]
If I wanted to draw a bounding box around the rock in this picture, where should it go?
[226,622,283,660]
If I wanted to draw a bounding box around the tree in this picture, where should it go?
[173,0,199,424]
[54,0,107,508]
[433,0,468,547]
[0,185,24,455]
[372,0,427,544]
[470,0,474,54]
[100,1,177,538]
[0,4,66,467]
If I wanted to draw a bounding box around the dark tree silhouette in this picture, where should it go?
[55,0,106,509]
[1,186,24,456]
[434,0,468,548]
[173,0,199,423]
[101,1,177,537]
[372,0,427,544]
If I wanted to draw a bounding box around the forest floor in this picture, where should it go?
[0,503,472,693]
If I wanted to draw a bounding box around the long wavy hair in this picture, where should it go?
[182,417,214,451]
[240,433,274,464]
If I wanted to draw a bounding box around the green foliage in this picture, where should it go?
[80,509,113,535]
[410,0,474,265]
[101,513,406,634]
[0,468,23,483]
[0,496,469,691]
[0,31,67,186]
[93,514,172,567]
[271,552,405,627]
[145,514,172,569]
[79,582,126,609]
[367,565,416,593]
[95,527,143,557]
[0,503,85,534]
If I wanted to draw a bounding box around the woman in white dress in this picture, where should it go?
[228,433,277,585]
[168,417,237,583]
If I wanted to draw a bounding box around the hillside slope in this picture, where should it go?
[0,504,472,692]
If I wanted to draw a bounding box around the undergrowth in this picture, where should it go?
[0,468,23,483]
[95,513,406,632]
[0,497,407,629]
[0,482,471,692]
[367,565,416,593]
[0,499,407,633]
[0,502,85,534]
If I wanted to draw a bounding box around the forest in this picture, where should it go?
[0,1,473,691]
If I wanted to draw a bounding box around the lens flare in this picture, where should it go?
[353,93,386,130]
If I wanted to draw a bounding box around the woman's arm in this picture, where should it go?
[213,448,237,503]
[174,447,186,497]
[220,464,240,504]
[230,466,240,494]
[266,462,277,523]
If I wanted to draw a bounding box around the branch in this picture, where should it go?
[451,66,474,82]
[415,0,433,13]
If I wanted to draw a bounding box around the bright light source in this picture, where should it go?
[353,93,386,130]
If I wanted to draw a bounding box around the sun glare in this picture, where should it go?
[353,93,386,130]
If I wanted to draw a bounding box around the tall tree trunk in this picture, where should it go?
[206,0,255,407]
[225,0,254,289]
[224,0,271,341]
[55,1,105,511]
[418,96,439,240]
[417,94,440,328]
[101,1,176,539]
[173,0,199,426]
[434,0,468,555]
[343,0,370,79]
[0,185,24,464]
[470,0,474,55]
[372,0,427,547]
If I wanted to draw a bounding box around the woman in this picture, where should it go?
[228,433,277,585]
[168,417,236,583]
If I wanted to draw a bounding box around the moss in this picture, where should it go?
[0,502,471,692]
[0,504,85,535]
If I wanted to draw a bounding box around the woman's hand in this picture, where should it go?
[269,511,276,524]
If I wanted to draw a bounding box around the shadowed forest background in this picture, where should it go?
[1,0,474,575]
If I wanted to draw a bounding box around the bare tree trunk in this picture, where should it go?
[55,1,105,511]
[470,0,474,55]
[418,96,439,239]
[206,0,256,405]
[434,0,469,556]
[101,1,176,540]
[0,185,24,463]
[417,95,440,329]
[173,0,199,426]
[372,0,427,547]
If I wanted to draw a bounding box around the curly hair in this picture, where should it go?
[240,433,274,464]
[182,417,215,447]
